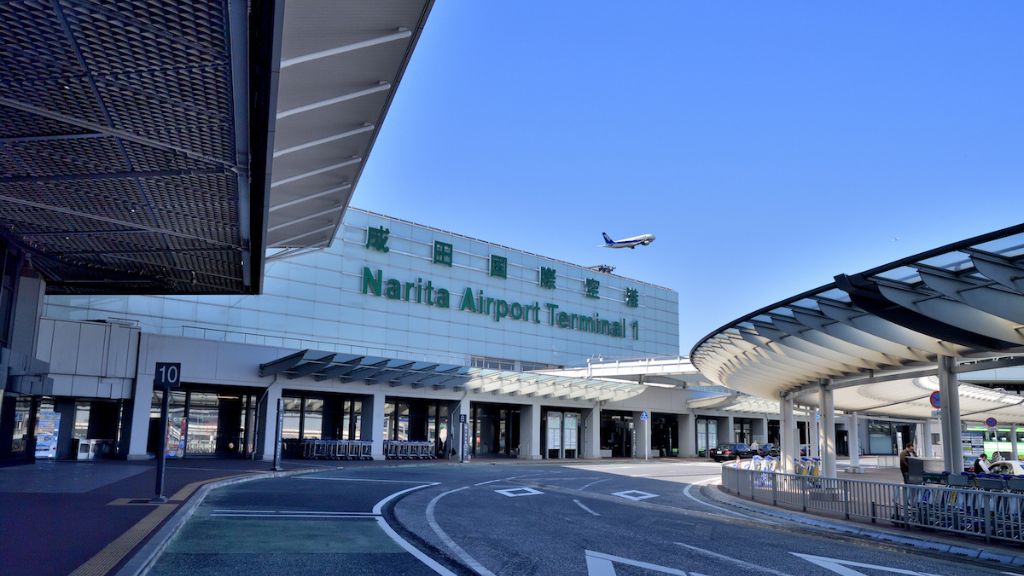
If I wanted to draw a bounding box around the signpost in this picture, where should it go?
[153,362,181,503]
[640,411,649,461]
[272,397,284,471]
[986,416,998,428]
[459,413,468,463]
[929,391,941,409]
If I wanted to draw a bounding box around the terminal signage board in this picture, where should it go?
[155,362,181,388]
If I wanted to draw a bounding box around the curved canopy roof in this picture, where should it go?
[691,223,1024,415]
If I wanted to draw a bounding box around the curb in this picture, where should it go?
[114,467,321,576]
[705,484,1024,568]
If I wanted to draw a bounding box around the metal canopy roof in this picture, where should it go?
[258,349,647,402]
[266,0,433,249]
[691,224,1024,413]
[0,0,279,294]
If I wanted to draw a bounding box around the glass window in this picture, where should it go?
[282,397,302,440]
[74,401,91,440]
[303,398,323,440]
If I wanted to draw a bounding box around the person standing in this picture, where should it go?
[974,453,991,474]
[899,443,916,483]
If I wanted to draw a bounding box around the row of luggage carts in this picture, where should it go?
[302,439,373,460]
[896,473,1024,540]
[384,440,436,460]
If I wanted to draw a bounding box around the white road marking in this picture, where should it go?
[612,490,658,501]
[211,509,372,516]
[681,479,769,522]
[579,478,611,491]
[676,543,795,576]
[299,476,430,484]
[573,499,600,516]
[370,482,456,576]
[495,487,543,497]
[791,553,941,576]
[474,477,514,486]
[426,487,496,576]
[585,550,689,575]
[211,512,377,519]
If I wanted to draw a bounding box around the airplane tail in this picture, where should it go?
[602,232,613,244]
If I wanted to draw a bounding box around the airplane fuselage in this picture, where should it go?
[602,233,655,249]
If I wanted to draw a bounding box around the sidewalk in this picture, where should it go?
[0,458,335,576]
[706,478,1024,568]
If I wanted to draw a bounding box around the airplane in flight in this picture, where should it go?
[601,232,655,249]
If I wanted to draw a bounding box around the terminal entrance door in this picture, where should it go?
[651,413,677,457]
[471,403,520,457]
[600,411,634,458]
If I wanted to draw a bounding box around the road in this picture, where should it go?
[150,460,1003,576]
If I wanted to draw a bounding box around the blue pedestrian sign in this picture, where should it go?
[640,411,649,421]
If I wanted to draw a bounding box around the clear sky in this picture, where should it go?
[353,2,1024,355]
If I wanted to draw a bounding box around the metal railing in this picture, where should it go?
[721,464,1024,544]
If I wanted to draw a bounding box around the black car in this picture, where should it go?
[755,443,780,458]
[709,443,753,462]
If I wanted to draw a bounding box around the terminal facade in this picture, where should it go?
[31,209,697,462]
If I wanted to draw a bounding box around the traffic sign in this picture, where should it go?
[929,391,940,409]
[640,411,649,421]
[986,417,998,428]
[155,362,181,388]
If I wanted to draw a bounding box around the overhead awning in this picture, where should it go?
[266,0,433,249]
[258,349,647,402]
[0,0,279,294]
[691,223,1024,415]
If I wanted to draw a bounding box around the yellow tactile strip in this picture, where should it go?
[75,473,251,576]
[69,504,177,576]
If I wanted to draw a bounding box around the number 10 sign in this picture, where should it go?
[155,362,181,388]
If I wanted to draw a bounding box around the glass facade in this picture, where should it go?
[44,208,680,370]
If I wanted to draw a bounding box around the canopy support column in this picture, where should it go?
[938,355,962,472]
[818,381,836,478]
[781,396,796,473]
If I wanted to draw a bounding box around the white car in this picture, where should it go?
[986,460,1024,475]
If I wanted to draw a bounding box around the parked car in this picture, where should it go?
[987,460,1024,476]
[709,443,753,462]
[754,443,780,458]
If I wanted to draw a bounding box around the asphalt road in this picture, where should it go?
[149,460,1008,576]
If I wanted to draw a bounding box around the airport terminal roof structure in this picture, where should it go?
[691,223,1024,419]
[0,0,431,294]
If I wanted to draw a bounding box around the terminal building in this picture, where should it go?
[27,208,704,462]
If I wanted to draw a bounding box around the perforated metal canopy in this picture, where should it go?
[0,0,280,294]
[259,349,647,403]
[691,224,1024,416]
[265,0,433,249]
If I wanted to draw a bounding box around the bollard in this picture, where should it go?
[870,501,876,524]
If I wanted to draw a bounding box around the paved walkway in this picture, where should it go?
[0,458,334,576]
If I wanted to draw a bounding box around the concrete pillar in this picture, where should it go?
[724,415,735,444]
[848,413,860,467]
[809,409,820,459]
[678,413,695,457]
[758,416,769,445]
[582,405,601,459]
[10,273,45,357]
[1012,424,1019,462]
[819,383,836,478]
[360,391,386,460]
[633,411,652,460]
[519,404,541,459]
[258,383,282,461]
[128,357,157,460]
[938,355,962,472]
[781,397,796,473]
[922,420,934,458]
[447,398,471,461]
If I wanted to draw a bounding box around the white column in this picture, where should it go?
[360,391,386,460]
[938,355,961,472]
[678,413,696,457]
[258,383,283,461]
[1012,424,1019,462]
[819,383,836,478]
[759,417,769,445]
[781,397,796,473]
[448,398,472,461]
[809,409,820,459]
[848,413,860,467]
[582,405,601,459]
[128,358,156,459]
[725,415,735,443]
[922,420,934,458]
[519,403,541,459]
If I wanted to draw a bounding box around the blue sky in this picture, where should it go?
[354,2,1024,353]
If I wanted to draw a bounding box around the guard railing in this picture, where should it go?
[721,463,1024,544]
